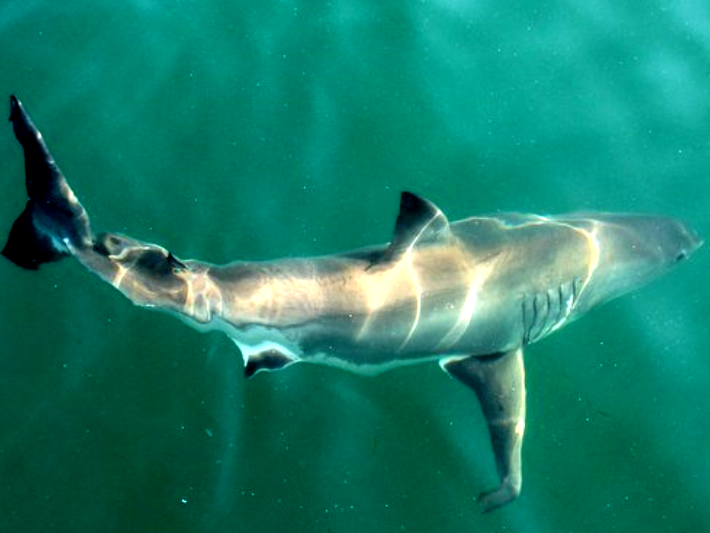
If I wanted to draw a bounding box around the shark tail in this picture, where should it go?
[2,95,92,270]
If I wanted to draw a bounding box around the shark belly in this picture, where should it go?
[219,254,586,377]
[221,287,527,376]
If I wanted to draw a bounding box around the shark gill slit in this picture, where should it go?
[528,221,602,343]
[546,284,566,335]
[528,294,541,342]
[556,284,565,324]
[538,291,554,339]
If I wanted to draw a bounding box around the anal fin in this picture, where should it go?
[442,348,526,513]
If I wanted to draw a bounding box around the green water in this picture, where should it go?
[1,1,709,531]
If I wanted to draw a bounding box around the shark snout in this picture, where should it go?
[674,222,702,263]
[645,217,702,270]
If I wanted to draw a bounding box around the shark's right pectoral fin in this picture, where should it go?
[442,347,526,513]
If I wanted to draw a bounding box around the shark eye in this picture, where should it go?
[675,251,687,262]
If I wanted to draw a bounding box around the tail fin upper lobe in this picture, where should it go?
[2,96,92,269]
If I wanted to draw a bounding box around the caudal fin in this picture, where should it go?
[2,95,92,269]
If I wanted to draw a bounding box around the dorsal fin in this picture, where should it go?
[385,192,452,259]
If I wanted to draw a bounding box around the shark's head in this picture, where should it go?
[85,232,217,322]
[575,213,702,309]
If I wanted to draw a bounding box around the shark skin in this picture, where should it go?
[2,96,702,512]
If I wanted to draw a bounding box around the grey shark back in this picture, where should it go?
[2,96,702,514]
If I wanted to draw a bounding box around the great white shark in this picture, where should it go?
[2,96,702,512]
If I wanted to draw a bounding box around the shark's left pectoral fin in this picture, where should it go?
[442,348,526,513]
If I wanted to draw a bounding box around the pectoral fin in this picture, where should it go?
[442,348,526,513]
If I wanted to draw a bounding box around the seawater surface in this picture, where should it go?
[0,1,709,532]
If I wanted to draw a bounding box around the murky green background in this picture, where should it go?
[1,1,709,531]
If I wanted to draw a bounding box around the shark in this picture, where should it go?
[2,95,702,512]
